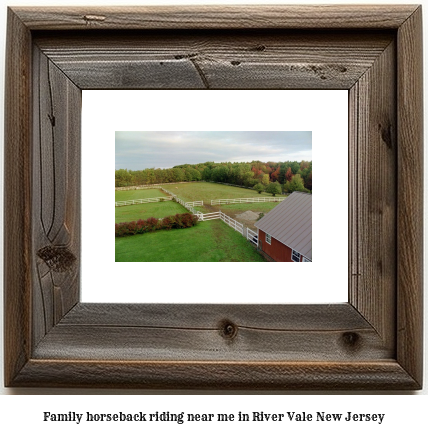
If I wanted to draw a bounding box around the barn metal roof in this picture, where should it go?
[255,191,312,260]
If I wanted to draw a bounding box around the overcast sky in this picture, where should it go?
[115,131,312,170]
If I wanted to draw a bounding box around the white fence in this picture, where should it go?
[220,212,244,235]
[115,185,204,211]
[160,188,204,215]
[196,211,243,235]
[197,211,220,221]
[211,197,285,205]
[247,227,258,246]
[115,196,173,207]
[187,201,203,207]
[175,197,196,214]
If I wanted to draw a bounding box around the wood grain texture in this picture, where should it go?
[34,31,393,90]
[33,304,391,362]
[3,5,423,390]
[12,361,419,390]
[31,47,81,348]
[11,5,419,30]
[3,8,32,388]
[396,6,423,387]
[349,40,396,352]
[60,303,370,329]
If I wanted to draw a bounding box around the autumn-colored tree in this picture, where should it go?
[285,166,293,182]
[265,163,275,177]
[270,166,280,182]
[115,160,310,189]
[300,160,310,171]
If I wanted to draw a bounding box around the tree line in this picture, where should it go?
[115,160,312,194]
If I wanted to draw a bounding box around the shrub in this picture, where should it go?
[115,223,128,237]
[115,212,199,237]
[146,217,160,232]
[136,219,145,232]
[171,213,183,228]
[161,216,174,230]
[181,212,198,228]
[127,221,138,235]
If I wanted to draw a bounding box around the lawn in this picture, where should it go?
[115,188,170,202]
[115,181,284,228]
[163,182,277,205]
[115,201,188,223]
[115,219,266,262]
[162,182,284,221]
[217,201,281,215]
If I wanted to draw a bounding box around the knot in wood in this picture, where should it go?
[37,245,76,272]
[378,122,393,149]
[219,320,238,340]
[341,332,361,350]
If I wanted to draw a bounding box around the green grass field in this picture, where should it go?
[163,182,275,205]
[115,201,188,223]
[115,182,283,230]
[162,182,284,224]
[115,219,266,262]
[218,202,280,215]
[115,188,169,201]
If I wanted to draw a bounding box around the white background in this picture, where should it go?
[82,89,348,304]
[0,0,427,430]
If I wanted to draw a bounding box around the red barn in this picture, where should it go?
[255,191,312,262]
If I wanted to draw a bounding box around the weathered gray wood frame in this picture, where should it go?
[4,5,423,389]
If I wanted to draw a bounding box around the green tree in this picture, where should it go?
[265,181,282,196]
[284,174,308,193]
[253,183,265,194]
[243,170,257,187]
[115,169,133,187]
[184,169,193,182]
[261,173,270,186]
[212,165,229,183]
[188,168,202,181]
[290,161,300,174]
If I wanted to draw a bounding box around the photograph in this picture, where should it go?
[114,131,312,262]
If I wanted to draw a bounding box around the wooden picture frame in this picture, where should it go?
[4,5,423,389]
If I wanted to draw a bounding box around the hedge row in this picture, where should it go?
[115,213,199,237]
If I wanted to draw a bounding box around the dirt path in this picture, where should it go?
[200,204,261,231]
[202,203,218,213]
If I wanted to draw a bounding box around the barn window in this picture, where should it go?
[266,233,271,244]
[291,250,301,262]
